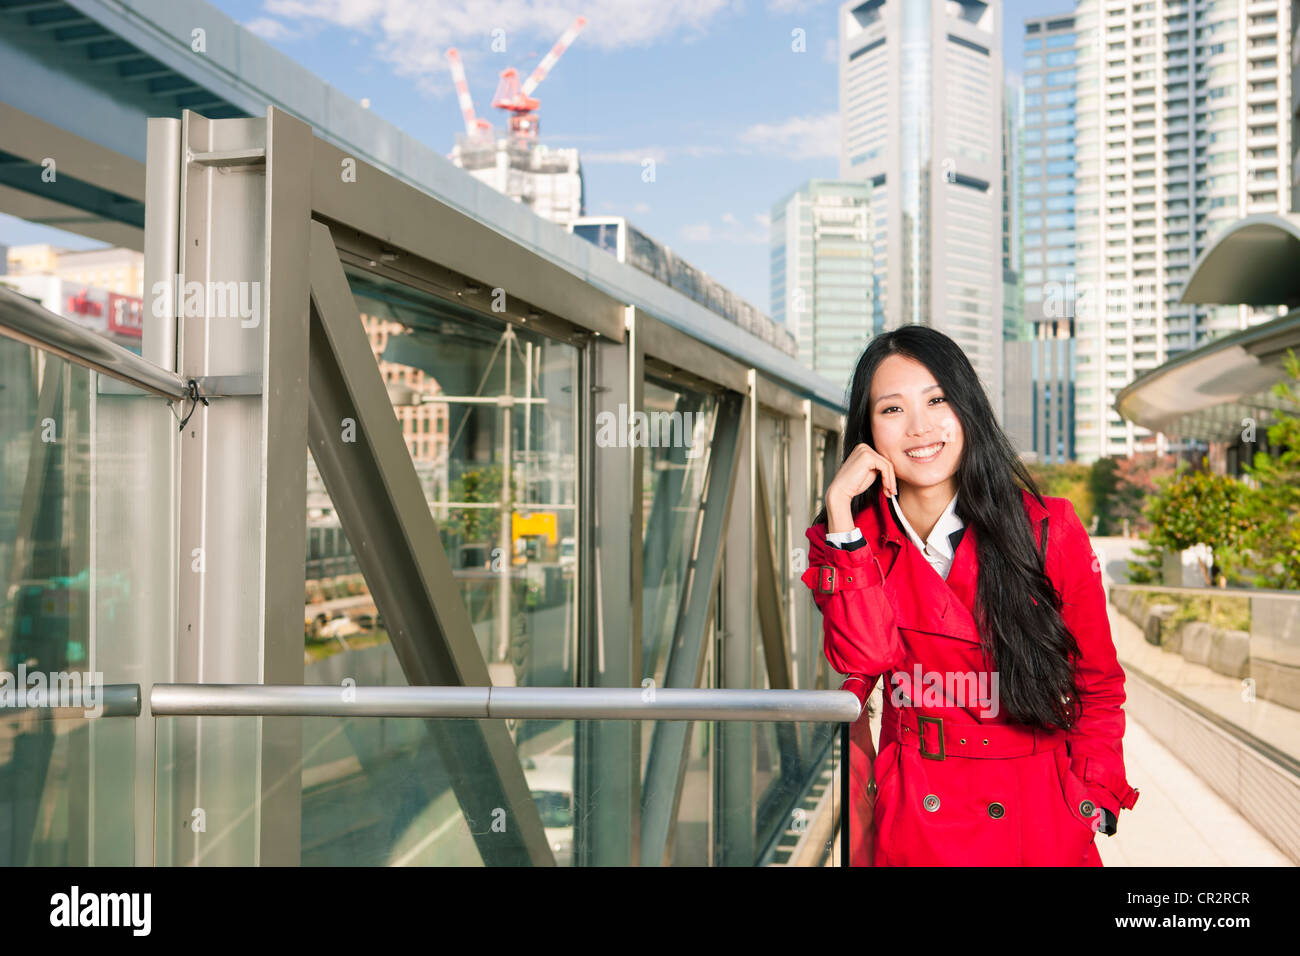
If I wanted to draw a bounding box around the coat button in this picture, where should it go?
[1079,799,1095,818]
[987,801,1005,819]
[923,794,940,812]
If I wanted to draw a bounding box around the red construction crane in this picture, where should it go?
[445,47,493,143]
[491,15,587,143]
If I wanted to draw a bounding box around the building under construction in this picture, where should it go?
[449,134,584,228]
[444,18,587,228]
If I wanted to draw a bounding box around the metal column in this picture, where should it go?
[164,108,311,865]
[640,387,744,865]
[576,306,643,865]
[716,377,755,865]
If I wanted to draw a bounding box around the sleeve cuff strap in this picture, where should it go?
[1083,757,1140,811]
[800,553,885,594]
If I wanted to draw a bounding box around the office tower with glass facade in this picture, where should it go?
[1003,79,1025,343]
[770,179,874,395]
[839,0,1005,420]
[1011,13,1079,463]
[1022,16,1080,327]
[1072,0,1292,462]
[1003,75,1037,457]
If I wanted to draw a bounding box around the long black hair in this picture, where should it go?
[813,325,1082,731]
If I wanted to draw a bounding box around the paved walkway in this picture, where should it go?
[1094,716,1290,866]
[1095,536,1291,866]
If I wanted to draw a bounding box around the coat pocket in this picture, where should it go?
[1052,747,1101,842]
[871,740,901,843]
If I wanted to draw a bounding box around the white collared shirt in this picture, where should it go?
[826,492,965,580]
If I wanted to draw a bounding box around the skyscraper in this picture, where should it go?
[839,0,1005,419]
[1003,78,1025,343]
[1022,15,1080,328]
[770,180,874,394]
[1071,0,1292,462]
[1011,13,1079,463]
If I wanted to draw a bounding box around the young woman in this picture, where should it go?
[802,326,1139,866]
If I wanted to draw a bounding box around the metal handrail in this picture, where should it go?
[1,683,142,719]
[0,284,187,400]
[150,684,862,722]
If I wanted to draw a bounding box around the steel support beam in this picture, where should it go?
[164,107,311,866]
[308,138,627,342]
[717,377,755,865]
[640,387,744,865]
[792,398,814,746]
[753,409,802,784]
[305,219,555,867]
[575,306,642,866]
[754,441,794,694]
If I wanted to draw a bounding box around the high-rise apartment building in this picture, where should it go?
[840,0,1005,419]
[1072,0,1292,462]
[364,314,449,467]
[770,180,874,394]
[1293,0,1300,209]
[6,243,143,296]
[4,244,146,345]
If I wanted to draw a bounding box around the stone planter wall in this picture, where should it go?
[1111,586,1300,709]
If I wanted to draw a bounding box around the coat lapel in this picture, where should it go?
[843,484,1052,648]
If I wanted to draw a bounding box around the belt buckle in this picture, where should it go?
[816,565,836,594]
[917,715,945,761]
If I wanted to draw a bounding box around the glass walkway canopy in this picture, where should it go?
[0,107,856,867]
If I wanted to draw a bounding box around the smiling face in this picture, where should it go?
[869,353,964,493]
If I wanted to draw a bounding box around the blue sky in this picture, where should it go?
[3,0,1073,315]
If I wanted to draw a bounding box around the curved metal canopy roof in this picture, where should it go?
[1181,213,1300,308]
[1116,214,1300,441]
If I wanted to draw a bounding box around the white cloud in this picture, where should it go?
[263,0,733,95]
[244,16,297,40]
[739,112,839,160]
[680,145,725,158]
[579,144,723,164]
[582,147,668,164]
[632,202,651,213]
[767,0,831,12]
[536,132,616,143]
[681,211,768,245]
[264,0,385,30]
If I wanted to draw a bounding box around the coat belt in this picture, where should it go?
[896,708,1067,760]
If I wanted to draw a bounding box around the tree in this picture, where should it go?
[1110,451,1178,536]
[1087,457,1120,535]
[1142,459,1252,587]
[1229,348,1300,588]
[443,464,521,543]
[1025,460,1094,527]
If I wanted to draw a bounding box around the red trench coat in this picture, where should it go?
[801,484,1139,866]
